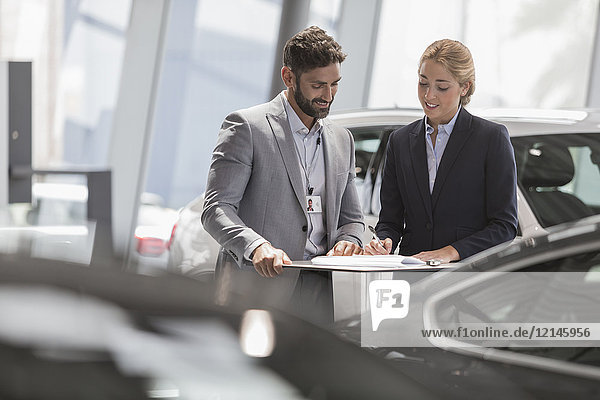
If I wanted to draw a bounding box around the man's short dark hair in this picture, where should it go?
[283,26,346,77]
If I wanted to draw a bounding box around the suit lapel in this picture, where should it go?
[409,119,433,218]
[322,122,339,240]
[266,97,307,216]
[431,108,473,208]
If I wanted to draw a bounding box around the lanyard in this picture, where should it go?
[293,130,322,195]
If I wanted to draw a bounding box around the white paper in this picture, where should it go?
[311,255,426,267]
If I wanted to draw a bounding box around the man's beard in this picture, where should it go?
[293,80,333,119]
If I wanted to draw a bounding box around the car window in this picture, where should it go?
[566,145,600,207]
[512,134,600,228]
[349,127,385,181]
[349,127,398,215]
[349,127,384,216]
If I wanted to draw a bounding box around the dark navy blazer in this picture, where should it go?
[375,107,518,259]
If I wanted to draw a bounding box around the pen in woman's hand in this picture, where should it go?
[368,225,384,247]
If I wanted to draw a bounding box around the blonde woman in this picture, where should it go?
[365,39,518,262]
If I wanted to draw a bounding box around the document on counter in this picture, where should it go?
[286,255,457,272]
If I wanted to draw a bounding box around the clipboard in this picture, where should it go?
[283,261,459,272]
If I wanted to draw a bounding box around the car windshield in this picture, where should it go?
[430,248,600,365]
[512,133,600,227]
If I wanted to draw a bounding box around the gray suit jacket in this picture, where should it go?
[201,93,364,302]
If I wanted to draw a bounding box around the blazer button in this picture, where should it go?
[302,225,308,232]
[426,223,432,231]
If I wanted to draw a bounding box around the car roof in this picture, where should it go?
[329,107,600,137]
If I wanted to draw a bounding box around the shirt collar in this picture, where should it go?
[425,105,461,136]
[281,91,322,136]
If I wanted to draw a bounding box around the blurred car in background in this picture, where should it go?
[167,194,220,280]
[0,207,95,265]
[28,179,88,225]
[133,192,179,271]
[24,180,180,270]
[0,179,96,264]
[335,214,600,399]
[167,108,600,284]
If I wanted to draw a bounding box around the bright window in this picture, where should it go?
[369,0,599,109]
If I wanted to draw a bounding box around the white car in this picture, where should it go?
[167,194,220,280]
[168,108,600,277]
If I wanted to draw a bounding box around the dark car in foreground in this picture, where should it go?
[335,215,600,399]
[0,253,441,400]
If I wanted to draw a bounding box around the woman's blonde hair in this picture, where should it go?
[419,39,475,106]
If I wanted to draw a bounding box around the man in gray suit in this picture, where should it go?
[202,26,363,325]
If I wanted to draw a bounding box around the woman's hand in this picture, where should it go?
[412,245,460,263]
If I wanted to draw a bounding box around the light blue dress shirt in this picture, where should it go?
[282,93,327,259]
[425,106,461,193]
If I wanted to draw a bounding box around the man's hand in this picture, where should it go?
[326,240,363,256]
[364,238,393,255]
[412,245,460,264]
[252,242,292,278]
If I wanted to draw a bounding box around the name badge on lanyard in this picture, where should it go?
[306,195,322,213]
